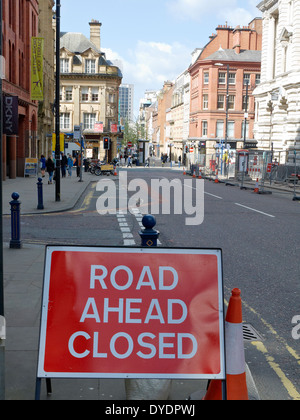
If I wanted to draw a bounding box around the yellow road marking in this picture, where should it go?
[252,341,300,400]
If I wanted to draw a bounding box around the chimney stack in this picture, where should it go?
[89,20,102,51]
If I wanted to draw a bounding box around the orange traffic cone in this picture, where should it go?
[203,288,249,400]
[193,169,196,178]
[183,167,186,175]
[198,170,202,179]
[214,169,219,183]
[254,178,259,193]
[114,166,118,176]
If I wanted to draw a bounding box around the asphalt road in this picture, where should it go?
[4,168,300,400]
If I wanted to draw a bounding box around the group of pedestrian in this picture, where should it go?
[40,153,76,184]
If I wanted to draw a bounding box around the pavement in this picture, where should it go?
[1,167,263,400]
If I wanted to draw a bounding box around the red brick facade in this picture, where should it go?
[188,19,262,153]
[2,0,39,178]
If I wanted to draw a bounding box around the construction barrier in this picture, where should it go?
[203,288,249,401]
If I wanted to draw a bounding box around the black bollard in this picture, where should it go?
[10,192,22,249]
[37,177,44,210]
[139,214,160,247]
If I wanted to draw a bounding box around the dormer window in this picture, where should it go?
[60,58,69,73]
[85,59,96,74]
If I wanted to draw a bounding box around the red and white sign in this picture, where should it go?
[37,247,225,379]
[94,122,103,133]
[111,123,118,133]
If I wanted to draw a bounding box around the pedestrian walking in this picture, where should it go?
[127,155,132,168]
[46,156,55,184]
[61,153,68,178]
[67,154,73,176]
[40,154,46,177]
[75,153,82,177]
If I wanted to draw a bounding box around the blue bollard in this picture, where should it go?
[139,215,160,247]
[10,192,22,249]
[37,177,44,210]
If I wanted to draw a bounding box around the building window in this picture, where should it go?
[219,72,226,84]
[65,87,73,101]
[255,74,261,85]
[60,113,70,130]
[203,94,208,109]
[202,120,208,137]
[85,59,96,74]
[92,87,99,102]
[81,87,89,102]
[109,93,116,103]
[228,73,236,84]
[228,95,235,110]
[243,95,249,111]
[60,59,69,73]
[228,121,235,138]
[216,120,224,138]
[84,113,96,130]
[244,73,250,85]
[242,121,249,138]
[204,72,209,84]
[217,95,224,109]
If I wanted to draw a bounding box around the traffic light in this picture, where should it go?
[103,137,110,150]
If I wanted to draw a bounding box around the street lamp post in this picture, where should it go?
[225,64,229,150]
[215,63,229,175]
[0,0,5,400]
[243,80,249,148]
[55,1,61,202]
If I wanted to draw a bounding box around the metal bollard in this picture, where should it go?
[138,214,160,247]
[126,215,172,401]
[37,177,44,210]
[10,192,22,249]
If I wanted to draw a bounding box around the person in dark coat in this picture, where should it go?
[61,153,68,178]
[46,157,55,184]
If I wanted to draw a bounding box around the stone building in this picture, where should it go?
[38,0,55,159]
[253,0,300,161]
[59,20,122,160]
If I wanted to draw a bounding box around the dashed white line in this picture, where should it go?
[235,203,275,218]
[204,191,223,200]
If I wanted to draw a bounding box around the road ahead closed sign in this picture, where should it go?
[37,247,225,379]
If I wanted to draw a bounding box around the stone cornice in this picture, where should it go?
[258,0,278,12]
[60,73,122,82]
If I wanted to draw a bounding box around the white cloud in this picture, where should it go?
[104,41,192,116]
[168,0,236,20]
[168,0,261,26]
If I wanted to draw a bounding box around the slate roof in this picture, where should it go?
[60,31,123,78]
[60,32,101,54]
[205,48,261,63]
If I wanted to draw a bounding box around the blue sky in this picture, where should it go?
[60,0,262,117]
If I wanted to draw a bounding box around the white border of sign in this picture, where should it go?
[37,246,226,380]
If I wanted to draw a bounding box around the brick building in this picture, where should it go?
[188,19,262,157]
[2,0,39,178]
[152,81,174,157]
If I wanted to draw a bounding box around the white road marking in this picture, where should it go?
[204,191,223,200]
[235,203,275,218]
